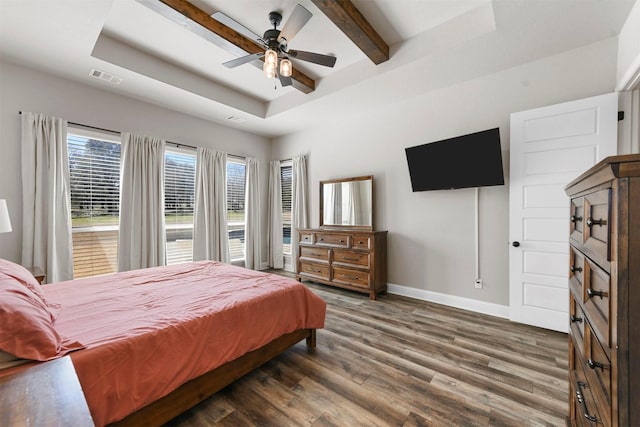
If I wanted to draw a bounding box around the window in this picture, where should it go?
[227,157,246,262]
[68,130,121,278]
[165,147,196,265]
[280,161,292,255]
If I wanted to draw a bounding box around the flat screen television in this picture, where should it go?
[405,127,504,191]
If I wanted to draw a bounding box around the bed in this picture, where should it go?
[0,259,326,426]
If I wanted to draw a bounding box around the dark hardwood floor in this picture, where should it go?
[165,275,568,426]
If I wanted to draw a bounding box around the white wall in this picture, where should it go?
[617,0,640,90]
[272,38,619,307]
[0,60,271,264]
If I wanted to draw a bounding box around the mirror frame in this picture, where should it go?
[319,175,374,230]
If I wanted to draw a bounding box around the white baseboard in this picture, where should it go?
[387,283,510,319]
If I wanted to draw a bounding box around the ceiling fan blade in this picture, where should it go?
[289,50,337,67]
[278,4,312,43]
[223,52,264,68]
[212,11,265,47]
[278,74,293,87]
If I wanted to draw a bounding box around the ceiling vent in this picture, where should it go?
[89,68,123,84]
[225,115,246,123]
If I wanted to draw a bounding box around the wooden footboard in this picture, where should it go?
[111,328,316,427]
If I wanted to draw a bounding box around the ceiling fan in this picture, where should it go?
[213,4,337,87]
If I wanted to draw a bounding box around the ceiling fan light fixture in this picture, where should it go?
[263,61,277,79]
[264,49,278,66]
[280,58,292,77]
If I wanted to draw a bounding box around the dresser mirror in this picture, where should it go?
[320,175,373,229]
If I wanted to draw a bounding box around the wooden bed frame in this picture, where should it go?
[111,328,316,426]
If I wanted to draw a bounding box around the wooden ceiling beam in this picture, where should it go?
[156,0,315,93]
[311,0,389,65]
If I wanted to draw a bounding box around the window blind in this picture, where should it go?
[227,157,246,262]
[67,134,121,278]
[165,148,196,265]
[280,162,292,254]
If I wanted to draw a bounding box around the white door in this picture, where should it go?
[509,92,618,332]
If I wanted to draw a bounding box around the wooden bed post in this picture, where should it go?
[306,329,317,349]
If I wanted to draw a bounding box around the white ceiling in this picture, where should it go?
[0,0,636,137]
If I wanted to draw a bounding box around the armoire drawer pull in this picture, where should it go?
[570,315,583,323]
[343,257,359,261]
[576,380,599,423]
[587,358,606,370]
[587,288,607,299]
[308,268,322,273]
[571,215,583,223]
[570,266,583,273]
[586,217,606,227]
[342,275,360,280]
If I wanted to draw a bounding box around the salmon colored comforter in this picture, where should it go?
[42,261,326,426]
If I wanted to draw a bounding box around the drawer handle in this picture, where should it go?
[586,288,607,299]
[342,275,360,280]
[357,241,364,244]
[570,266,583,273]
[339,240,344,243]
[576,381,599,423]
[570,315,583,323]
[319,238,324,241]
[308,268,322,273]
[571,215,583,223]
[343,257,360,261]
[587,358,606,371]
[311,253,322,257]
[586,217,606,227]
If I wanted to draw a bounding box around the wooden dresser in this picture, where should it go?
[296,228,387,300]
[565,154,640,426]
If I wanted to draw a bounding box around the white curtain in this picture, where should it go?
[117,132,166,271]
[267,161,283,269]
[21,112,73,282]
[244,157,261,270]
[291,155,309,273]
[193,148,229,262]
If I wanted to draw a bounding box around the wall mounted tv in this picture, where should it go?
[405,127,504,192]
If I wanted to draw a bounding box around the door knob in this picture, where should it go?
[512,241,520,247]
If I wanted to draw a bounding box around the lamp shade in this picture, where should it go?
[263,61,276,79]
[279,59,292,77]
[0,199,12,233]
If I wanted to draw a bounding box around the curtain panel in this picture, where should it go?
[117,132,166,271]
[267,160,283,269]
[244,157,261,269]
[21,112,73,282]
[291,155,309,273]
[193,147,229,262]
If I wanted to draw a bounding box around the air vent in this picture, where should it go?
[89,68,123,85]
[225,115,246,123]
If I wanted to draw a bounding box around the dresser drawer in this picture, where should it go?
[570,197,585,246]
[569,296,586,353]
[569,246,585,300]
[299,261,330,281]
[299,232,314,245]
[585,323,612,427]
[332,266,370,288]
[351,235,371,250]
[300,246,329,262]
[333,249,370,268]
[582,189,611,270]
[583,257,611,349]
[570,339,607,427]
[315,233,349,247]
